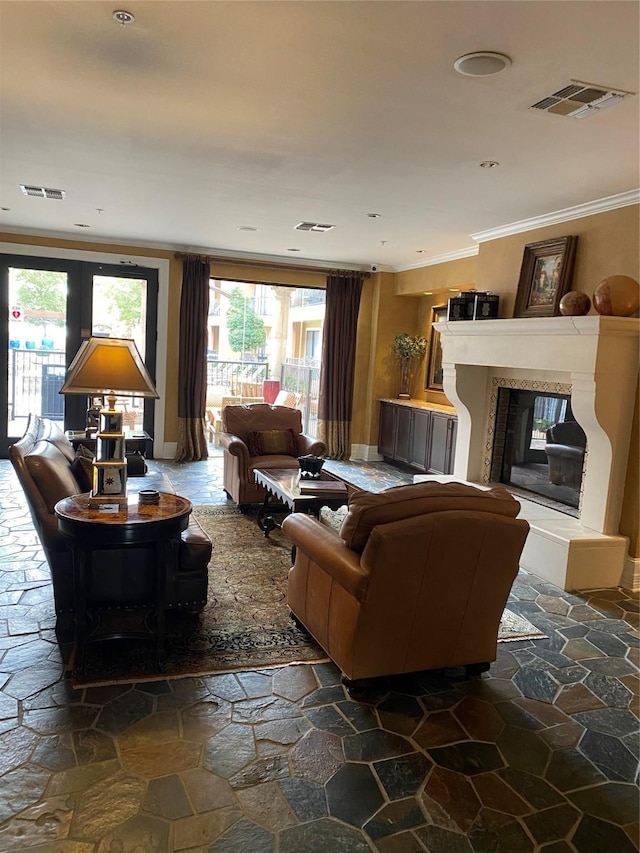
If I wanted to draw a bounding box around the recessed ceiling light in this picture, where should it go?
[479,161,500,168]
[74,223,90,228]
[1,207,10,211]
[113,9,135,26]
[454,52,511,77]
[416,250,427,254]
[366,213,382,218]
[424,292,433,295]
[237,226,257,232]
[287,248,301,252]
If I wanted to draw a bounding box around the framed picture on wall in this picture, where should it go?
[513,236,578,318]
[425,304,447,390]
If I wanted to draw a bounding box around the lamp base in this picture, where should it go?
[87,494,128,507]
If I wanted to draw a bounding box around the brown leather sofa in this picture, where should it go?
[282,481,530,684]
[545,421,586,490]
[10,414,212,641]
[219,403,326,507]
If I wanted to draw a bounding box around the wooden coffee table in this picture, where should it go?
[253,467,350,537]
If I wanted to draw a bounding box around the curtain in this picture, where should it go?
[174,256,210,461]
[317,272,364,459]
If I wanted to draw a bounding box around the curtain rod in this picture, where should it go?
[175,252,370,278]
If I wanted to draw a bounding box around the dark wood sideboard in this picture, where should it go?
[378,400,457,475]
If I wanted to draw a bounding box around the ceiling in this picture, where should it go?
[0,1,638,271]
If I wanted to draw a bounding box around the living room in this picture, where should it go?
[0,2,639,850]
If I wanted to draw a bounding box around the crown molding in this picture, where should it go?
[395,245,479,272]
[0,227,370,273]
[470,189,640,243]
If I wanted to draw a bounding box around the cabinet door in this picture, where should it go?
[394,407,412,464]
[447,418,458,474]
[408,408,430,471]
[378,402,398,459]
[427,413,457,475]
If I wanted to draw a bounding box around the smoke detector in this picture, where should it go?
[530,80,635,119]
[20,185,66,200]
[294,221,335,232]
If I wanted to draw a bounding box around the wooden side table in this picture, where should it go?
[54,492,191,679]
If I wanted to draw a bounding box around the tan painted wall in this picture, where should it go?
[3,204,638,553]
[475,205,640,317]
[350,204,639,556]
[352,272,424,447]
[395,255,477,296]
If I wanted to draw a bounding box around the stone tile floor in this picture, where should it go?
[0,455,638,851]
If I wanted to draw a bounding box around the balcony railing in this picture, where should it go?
[206,359,269,395]
[8,346,66,422]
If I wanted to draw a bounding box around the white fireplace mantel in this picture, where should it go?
[437,315,640,590]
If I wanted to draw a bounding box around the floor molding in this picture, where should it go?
[621,554,640,592]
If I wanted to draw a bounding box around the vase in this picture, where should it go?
[398,357,411,399]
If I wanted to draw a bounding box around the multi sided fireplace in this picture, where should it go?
[490,386,586,515]
[437,315,639,591]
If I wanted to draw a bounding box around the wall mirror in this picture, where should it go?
[425,304,447,391]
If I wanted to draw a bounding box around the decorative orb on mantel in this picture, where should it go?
[592,275,640,317]
[559,291,591,316]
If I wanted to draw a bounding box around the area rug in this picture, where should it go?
[73,505,545,687]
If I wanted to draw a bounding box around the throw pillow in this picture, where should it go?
[248,428,297,457]
[71,445,94,492]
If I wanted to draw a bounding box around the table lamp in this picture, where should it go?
[60,337,159,504]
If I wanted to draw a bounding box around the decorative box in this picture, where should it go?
[88,407,128,505]
[97,435,124,460]
[92,461,127,500]
[473,293,500,320]
[447,291,478,321]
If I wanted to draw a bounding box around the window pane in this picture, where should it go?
[8,267,67,435]
[92,275,147,433]
[206,281,325,446]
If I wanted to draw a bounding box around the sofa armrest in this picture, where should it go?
[179,514,213,571]
[281,513,368,601]
[296,434,327,457]
[219,432,251,465]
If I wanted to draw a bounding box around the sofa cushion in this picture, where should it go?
[248,428,297,457]
[25,441,85,512]
[71,445,94,492]
[340,481,520,553]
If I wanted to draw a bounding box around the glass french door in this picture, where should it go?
[0,254,158,456]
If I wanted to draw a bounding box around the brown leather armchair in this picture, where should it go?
[545,421,586,490]
[219,403,326,507]
[10,414,212,642]
[282,481,529,684]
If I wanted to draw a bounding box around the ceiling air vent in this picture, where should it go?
[294,221,335,232]
[20,185,67,200]
[529,80,635,119]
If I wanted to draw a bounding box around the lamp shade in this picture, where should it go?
[60,337,159,401]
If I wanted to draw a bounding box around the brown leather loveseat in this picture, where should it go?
[10,414,212,641]
[219,403,326,507]
[282,480,530,685]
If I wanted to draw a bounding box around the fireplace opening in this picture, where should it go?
[490,388,586,516]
